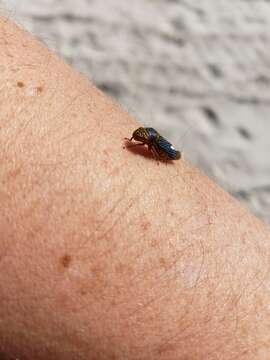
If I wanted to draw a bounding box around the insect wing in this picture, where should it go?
[156,136,179,160]
[145,127,158,141]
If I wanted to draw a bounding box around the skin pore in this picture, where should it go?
[0,15,270,360]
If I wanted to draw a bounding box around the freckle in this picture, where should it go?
[115,263,125,274]
[91,265,100,274]
[7,167,21,179]
[109,299,116,307]
[36,86,43,93]
[80,288,87,296]
[157,343,176,355]
[111,167,119,176]
[159,257,170,270]
[17,81,24,88]
[150,239,158,248]
[57,293,69,308]
[61,254,72,268]
[141,221,151,231]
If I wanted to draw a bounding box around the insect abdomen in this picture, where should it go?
[156,136,181,160]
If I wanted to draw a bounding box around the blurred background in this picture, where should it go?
[2,0,270,224]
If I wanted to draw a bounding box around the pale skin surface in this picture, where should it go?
[0,16,270,360]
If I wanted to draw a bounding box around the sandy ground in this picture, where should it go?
[2,0,270,224]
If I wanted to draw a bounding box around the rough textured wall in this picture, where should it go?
[2,0,270,223]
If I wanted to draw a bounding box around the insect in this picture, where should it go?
[125,127,181,161]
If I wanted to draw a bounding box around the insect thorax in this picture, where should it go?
[133,127,149,142]
[145,128,160,141]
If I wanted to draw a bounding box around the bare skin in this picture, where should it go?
[0,16,270,360]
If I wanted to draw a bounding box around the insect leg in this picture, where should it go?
[150,145,161,165]
[125,142,146,148]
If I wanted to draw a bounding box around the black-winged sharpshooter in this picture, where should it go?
[126,127,181,161]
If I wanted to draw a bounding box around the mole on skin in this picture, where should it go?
[17,81,24,88]
[61,254,72,269]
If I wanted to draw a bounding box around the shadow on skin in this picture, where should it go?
[123,139,174,165]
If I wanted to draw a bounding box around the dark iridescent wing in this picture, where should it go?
[145,127,159,141]
[155,136,180,160]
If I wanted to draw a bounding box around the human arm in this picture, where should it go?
[0,16,270,359]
